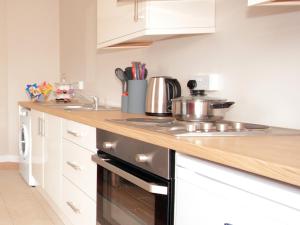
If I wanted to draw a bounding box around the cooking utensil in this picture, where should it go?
[171,96,234,122]
[145,76,181,116]
[125,67,132,80]
[124,67,132,94]
[115,68,127,94]
[144,68,148,80]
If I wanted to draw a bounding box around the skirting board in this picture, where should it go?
[0,155,20,163]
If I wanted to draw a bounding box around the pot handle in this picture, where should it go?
[211,102,235,109]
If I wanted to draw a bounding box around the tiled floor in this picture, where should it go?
[0,170,64,225]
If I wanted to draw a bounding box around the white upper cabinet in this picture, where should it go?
[248,0,300,6]
[97,0,215,49]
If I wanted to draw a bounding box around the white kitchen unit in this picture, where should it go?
[31,110,45,187]
[63,119,97,152]
[62,120,97,225]
[44,114,63,207]
[175,153,300,225]
[31,115,97,225]
[248,0,300,6]
[97,0,215,49]
[31,110,63,207]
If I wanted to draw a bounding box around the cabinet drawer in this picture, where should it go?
[63,140,96,201]
[63,120,96,152]
[62,178,96,225]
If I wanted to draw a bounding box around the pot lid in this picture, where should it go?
[172,95,226,102]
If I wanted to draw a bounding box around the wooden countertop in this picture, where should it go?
[19,101,300,188]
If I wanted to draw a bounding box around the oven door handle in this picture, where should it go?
[92,154,168,195]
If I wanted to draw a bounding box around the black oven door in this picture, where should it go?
[93,154,174,225]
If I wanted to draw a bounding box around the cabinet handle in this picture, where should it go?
[38,118,41,136]
[66,201,81,214]
[67,130,82,137]
[67,161,82,171]
[134,0,139,22]
[102,141,116,150]
[135,154,152,163]
[41,119,46,137]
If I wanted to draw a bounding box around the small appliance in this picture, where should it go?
[19,106,36,186]
[145,76,181,116]
[92,129,175,225]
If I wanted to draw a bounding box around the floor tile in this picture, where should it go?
[0,170,64,225]
[0,193,13,225]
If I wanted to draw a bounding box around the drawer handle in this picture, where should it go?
[66,201,81,214]
[67,161,82,171]
[67,130,82,137]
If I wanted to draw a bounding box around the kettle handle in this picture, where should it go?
[165,79,181,111]
[172,79,181,98]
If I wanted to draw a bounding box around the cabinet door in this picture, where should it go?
[175,169,228,225]
[175,166,300,225]
[248,0,300,6]
[97,0,146,44]
[31,110,44,187]
[44,114,62,207]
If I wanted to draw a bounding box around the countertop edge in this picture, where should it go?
[19,101,300,188]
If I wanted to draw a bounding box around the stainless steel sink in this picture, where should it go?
[64,105,120,111]
[47,104,88,109]
[40,102,120,111]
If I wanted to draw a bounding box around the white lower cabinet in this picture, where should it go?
[31,113,97,225]
[31,110,45,187]
[31,111,62,207]
[175,153,300,225]
[61,120,97,225]
[44,114,62,207]
[62,177,96,225]
[62,139,96,201]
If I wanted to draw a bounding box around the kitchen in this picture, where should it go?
[1,0,300,225]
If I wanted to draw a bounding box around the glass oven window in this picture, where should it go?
[97,166,169,225]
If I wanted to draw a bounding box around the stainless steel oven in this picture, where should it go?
[92,129,175,225]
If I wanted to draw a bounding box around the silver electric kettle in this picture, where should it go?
[145,76,181,116]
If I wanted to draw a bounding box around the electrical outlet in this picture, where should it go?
[188,74,222,91]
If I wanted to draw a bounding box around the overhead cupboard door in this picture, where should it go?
[97,0,146,44]
[248,0,300,6]
[97,0,215,48]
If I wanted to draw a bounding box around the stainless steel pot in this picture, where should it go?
[171,96,234,122]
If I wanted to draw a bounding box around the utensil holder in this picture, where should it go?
[128,80,147,114]
[121,95,128,113]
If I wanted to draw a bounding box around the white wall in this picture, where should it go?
[5,0,60,156]
[145,1,300,128]
[59,0,147,105]
[0,0,8,155]
[60,0,300,129]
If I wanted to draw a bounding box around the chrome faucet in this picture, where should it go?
[90,95,99,110]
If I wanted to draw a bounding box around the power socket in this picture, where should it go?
[188,74,222,91]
